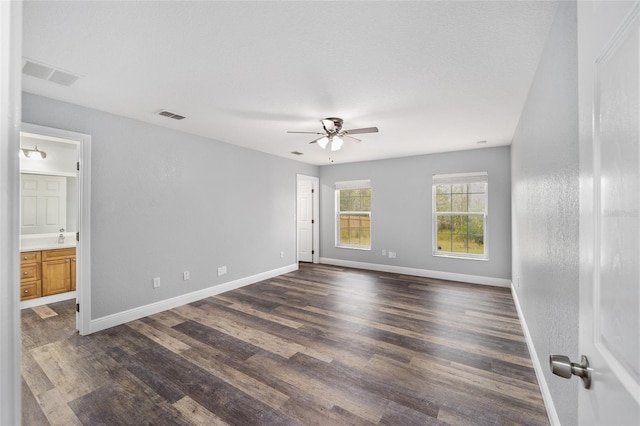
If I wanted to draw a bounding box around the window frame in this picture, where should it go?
[432,172,488,260]
[335,180,372,250]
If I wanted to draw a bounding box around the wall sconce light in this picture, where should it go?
[19,146,47,160]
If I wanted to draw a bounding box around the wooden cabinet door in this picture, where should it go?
[42,259,71,296]
[70,258,76,291]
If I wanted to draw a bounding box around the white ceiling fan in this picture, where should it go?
[287,117,378,151]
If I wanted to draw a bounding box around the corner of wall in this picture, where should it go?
[510,1,579,424]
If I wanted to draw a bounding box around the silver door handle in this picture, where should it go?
[549,354,592,389]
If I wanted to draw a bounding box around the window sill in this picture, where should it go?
[433,252,488,261]
[336,245,371,251]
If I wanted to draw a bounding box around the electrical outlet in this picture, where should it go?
[517,276,521,287]
[183,271,190,281]
[280,251,284,259]
[217,266,227,276]
[153,277,160,288]
[388,251,397,259]
[382,249,387,256]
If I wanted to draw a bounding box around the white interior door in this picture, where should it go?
[20,174,67,234]
[297,175,318,263]
[578,2,640,424]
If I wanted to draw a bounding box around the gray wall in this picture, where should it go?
[511,2,578,425]
[319,147,511,281]
[23,93,318,319]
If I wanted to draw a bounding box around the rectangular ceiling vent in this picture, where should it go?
[22,58,80,87]
[158,110,186,120]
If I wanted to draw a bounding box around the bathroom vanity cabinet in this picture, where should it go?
[20,247,76,300]
[20,251,42,300]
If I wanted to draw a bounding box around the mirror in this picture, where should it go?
[20,132,79,235]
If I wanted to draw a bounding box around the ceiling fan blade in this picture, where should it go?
[287,131,325,135]
[343,127,378,135]
[343,135,362,143]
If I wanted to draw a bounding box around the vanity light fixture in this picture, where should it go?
[20,146,47,160]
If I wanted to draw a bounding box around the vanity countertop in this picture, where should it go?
[20,242,77,252]
[20,233,77,252]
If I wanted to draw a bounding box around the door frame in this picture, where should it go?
[21,123,92,335]
[296,174,319,263]
[0,1,22,422]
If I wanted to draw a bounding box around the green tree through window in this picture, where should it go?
[433,173,487,259]
[336,181,371,249]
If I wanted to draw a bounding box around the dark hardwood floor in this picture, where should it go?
[22,263,549,425]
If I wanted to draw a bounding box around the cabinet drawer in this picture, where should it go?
[42,248,76,261]
[20,263,41,282]
[21,281,41,300]
[20,251,41,264]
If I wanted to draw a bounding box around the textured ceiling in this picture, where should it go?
[22,1,559,165]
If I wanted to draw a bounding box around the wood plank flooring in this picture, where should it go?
[22,263,549,425]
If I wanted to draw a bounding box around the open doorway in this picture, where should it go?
[297,174,319,263]
[20,123,91,335]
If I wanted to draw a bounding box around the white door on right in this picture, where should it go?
[578,1,640,424]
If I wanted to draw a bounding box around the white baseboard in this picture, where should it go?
[511,284,560,426]
[21,291,76,309]
[88,264,298,334]
[319,257,511,288]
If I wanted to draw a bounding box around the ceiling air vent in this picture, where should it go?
[22,58,80,87]
[48,70,80,86]
[290,151,304,156]
[158,110,186,120]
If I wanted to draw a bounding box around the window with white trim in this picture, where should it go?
[335,180,371,249]
[433,172,488,259]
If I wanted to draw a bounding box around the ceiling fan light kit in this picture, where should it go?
[317,136,329,149]
[330,136,343,151]
[287,117,378,152]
